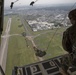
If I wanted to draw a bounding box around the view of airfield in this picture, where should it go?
[1,3,76,75]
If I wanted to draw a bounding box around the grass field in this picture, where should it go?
[23,19,67,59]
[5,15,38,75]
[34,28,67,59]
[5,15,67,75]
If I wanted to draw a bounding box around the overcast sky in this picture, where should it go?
[4,0,76,7]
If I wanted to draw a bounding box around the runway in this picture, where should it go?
[0,18,12,73]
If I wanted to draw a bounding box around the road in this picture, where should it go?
[20,15,31,36]
[2,34,22,38]
[0,18,12,72]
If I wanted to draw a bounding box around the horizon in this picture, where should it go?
[4,0,75,7]
[4,3,76,9]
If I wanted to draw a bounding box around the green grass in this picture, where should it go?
[10,16,24,34]
[22,19,67,59]
[6,36,37,75]
[5,15,38,75]
[34,28,67,59]
[6,14,68,75]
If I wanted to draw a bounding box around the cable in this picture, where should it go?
[34,0,38,3]
[45,2,76,51]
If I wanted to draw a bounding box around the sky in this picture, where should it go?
[4,0,76,7]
